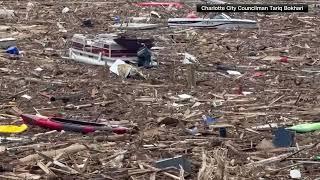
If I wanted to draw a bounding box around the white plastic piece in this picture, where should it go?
[290,169,301,179]
[21,94,32,100]
[62,7,70,14]
[178,94,193,100]
[110,59,127,76]
[110,59,134,78]
[227,70,241,75]
[242,91,253,96]
[183,53,198,64]
[34,67,43,72]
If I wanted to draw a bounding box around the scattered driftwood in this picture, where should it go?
[245,153,291,167]
[37,161,56,176]
[18,144,97,164]
[65,101,116,109]
[279,142,320,162]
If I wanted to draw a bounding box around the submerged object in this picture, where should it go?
[21,114,130,134]
[168,13,257,29]
[111,23,159,30]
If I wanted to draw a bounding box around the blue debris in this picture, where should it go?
[6,46,19,55]
[202,115,217,126]
[272,127,295,147]
[219,127,227,137]
[114,16,121,24]
[155,155,191,173]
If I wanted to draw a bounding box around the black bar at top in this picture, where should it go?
[196,4,308,12]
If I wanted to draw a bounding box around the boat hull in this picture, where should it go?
[111,23,159,30]
[21,114,129,134]
[69,48,138,66]
[168,19,257,29]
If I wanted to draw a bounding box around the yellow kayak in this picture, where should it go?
[0,124,28,133]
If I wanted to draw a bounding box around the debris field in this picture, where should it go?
[0,0,320,179]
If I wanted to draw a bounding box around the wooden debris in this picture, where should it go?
[18,143,97,164]
[37,161,56,176]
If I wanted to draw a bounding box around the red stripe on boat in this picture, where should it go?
[135,2,183,8]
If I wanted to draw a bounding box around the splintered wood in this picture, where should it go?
[186,64,196,89]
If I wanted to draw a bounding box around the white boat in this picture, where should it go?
[111,23,159,30]
[68,33,154,66]
[168,13,257,29]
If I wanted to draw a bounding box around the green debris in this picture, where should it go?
[287,122,320,133]
[314,156,320,161]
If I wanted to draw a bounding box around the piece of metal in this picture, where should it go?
[273,127,295,147]
[155,155,191,173]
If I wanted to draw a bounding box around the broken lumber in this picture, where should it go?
[18,143,97,164]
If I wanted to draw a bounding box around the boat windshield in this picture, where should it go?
[214,15,227,19]
[209,13,231,20]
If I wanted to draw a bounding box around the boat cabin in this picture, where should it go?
[71,34,141,58]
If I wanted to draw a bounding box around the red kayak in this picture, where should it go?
[135,2,183,8]
[21,114,129,134]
